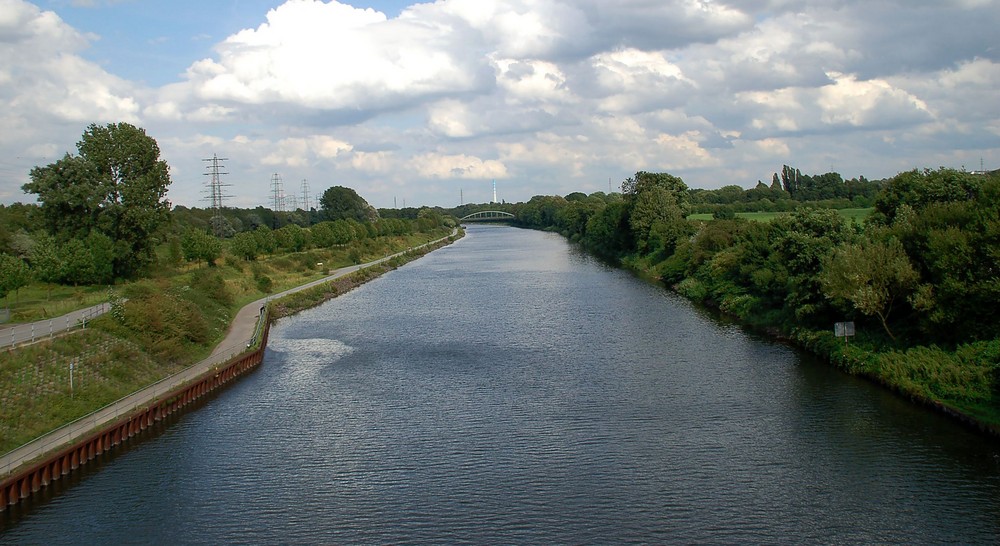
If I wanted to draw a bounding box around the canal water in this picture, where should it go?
[3,224,1000,544]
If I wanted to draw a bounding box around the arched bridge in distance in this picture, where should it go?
[459,210,516,223]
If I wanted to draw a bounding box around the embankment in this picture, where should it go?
[0,229,461,512]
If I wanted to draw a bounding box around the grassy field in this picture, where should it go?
[687,208,872,223]
[3,284,110,323]
[0,228,456,454]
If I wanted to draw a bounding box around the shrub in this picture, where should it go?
[190,267,232,306]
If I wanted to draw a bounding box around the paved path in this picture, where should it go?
[1,230,457,478]
[0,303,111,349]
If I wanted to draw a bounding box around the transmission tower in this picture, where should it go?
[202,154,231,237]
[300,179,311,211]
[270,173,286,212]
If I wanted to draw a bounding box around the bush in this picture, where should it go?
[256,275,273,293]
[190,267,232,306]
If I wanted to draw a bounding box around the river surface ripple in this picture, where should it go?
[3,224,1000,544]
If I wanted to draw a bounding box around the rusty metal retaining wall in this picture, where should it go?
[0,321,270,512]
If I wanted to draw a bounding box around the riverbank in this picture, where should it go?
[525,222,1000,438]
[659,264,1000,438]
[267,230,461,320]
[1,228,462,483]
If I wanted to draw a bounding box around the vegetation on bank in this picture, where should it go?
[0,228,456,454]
[476,166,1000,430]
[0,122,462,455]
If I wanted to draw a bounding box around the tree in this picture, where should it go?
[274,224,308,252]
[329,220,356,245]
[872,168,980,225]
[621,171,687,199]
[23,123,172,279]
[29,233,62,284]
[820,236,919,341]
[181,229,222,266]
[583,201,632,260]
[629,186,689,254]
[253,226,277,254]
[309,221,337,248]
[228,231,260,261]
[0,253,31,304]
[320,186,378,223]
[79,122,172,277]
[24,154,103,240]
[772,209,853,322]
[59,239,98,286]
[622,172,690,255]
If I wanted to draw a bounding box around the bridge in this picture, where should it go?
[459,210,515,223]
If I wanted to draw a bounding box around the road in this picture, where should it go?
[0,303,111,349]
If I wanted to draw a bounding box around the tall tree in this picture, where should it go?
[25,154,103,241]
[23,123,172,279]
[622,172,690,255]
[320,186,378,223]
[0,253,31,305]
[820,236,919,341]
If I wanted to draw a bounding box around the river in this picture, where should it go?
[2,224,999,544]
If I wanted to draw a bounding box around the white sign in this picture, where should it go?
[834,322,855,337]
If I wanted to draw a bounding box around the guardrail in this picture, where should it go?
[0,303,111,349]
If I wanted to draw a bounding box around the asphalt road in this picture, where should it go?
[0,303,111,349]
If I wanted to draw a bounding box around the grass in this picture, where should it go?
[0,228,456,455]
[3,284,109,323]
[0,328,179,452]
[687,208,873,223]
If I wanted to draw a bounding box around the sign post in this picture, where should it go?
[834,321,856,345]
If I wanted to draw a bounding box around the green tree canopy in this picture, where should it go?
[0,253,31,303]
[23,123,172,279]
[820,235,919,341]
[320,186,378,223]
[25,154,103,241]
[181,228,222,266]
[622,172,690,255]
[872,168,981,224]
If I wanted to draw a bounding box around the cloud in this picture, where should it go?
[183,0,492,113]
[0,0,145,203]
[410,152,509,179]
[735,72,934,138]
[1,0,999,209]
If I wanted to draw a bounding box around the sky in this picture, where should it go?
[1,0,998,210]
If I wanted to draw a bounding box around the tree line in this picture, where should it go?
[506,168,998,347]
[0,123,453,302]
[490,167,1000,413]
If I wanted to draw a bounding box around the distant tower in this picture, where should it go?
[492,179,497,204]
[202,154,231,237]
[300,179,311,211]
[270,173,285,212]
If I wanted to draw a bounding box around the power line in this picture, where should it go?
[270,173,285,212]
[202,154,231,237]
[300,179,311,211]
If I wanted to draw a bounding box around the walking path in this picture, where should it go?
[1,230,457,478]
[0,303,112,349]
